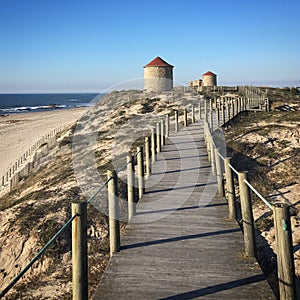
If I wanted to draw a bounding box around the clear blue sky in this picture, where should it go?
[0,0,299,92]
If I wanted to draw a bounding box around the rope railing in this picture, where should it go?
[1,149,140,297]
[0,107,190,299]
[0,138,147,298]
[86,177,113,205]
[0,214,77,298]
[202,93,297,298]
[228,163,239,176]
[116,160,131,174]
[133,149,142,158]
[86,155,138,206]
[205,104,272,210]
[208,123,272,212]
[217,151,225,161]
[244,179,273,210]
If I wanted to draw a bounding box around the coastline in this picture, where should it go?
[0,107,87,178]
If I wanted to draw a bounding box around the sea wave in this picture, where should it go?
[0,103,94,114]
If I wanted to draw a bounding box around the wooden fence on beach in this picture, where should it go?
[0,88,297,299]
[0,125,67,194]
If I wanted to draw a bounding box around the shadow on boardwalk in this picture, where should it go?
[121,228,241,251]
[137,202,227,216]
[159,274,266,299]
[93,123,275,300]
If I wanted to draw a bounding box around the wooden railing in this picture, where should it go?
[1,88,295,300]
[203,95,297,300]
[0,107,193,299]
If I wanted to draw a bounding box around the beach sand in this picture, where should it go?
[0,108,86,178]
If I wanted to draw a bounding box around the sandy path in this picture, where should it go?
[0,108,87,178]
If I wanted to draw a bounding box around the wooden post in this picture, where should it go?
[198,102,202,120]
[184,108,188,127]
[160,119,165,146]
[9,178,13,192]
[127,155,135,221]
[165,114,170,137]
[107,169,120,256]
[238,172,256,257]
[145,136,151,177]
[221,104,225,125]
[265,98,270,112]
[204,99,208,121]
[274,204,297,300]
[226,99,230,122]
[205,125,211,162]
[214,148,225,197]
[14,171,20,186]
[137,146,145,198]
[192,105,195,123]
[156,122,161,153]
[209,99,213,130]
[224,157,236,220]
[210,137,216,176]
[151,127,156,163]
[216,102,220,127]
[72,200,88,300]
[174,110,178,132]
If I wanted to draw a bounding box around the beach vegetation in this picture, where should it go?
[2,87,298,298]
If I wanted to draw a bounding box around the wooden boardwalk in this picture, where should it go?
[93,122,275,299]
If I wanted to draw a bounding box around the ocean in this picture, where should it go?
[0,93,104,114]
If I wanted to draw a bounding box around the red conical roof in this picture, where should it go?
[144,56,174,68]
[203,71,217,76]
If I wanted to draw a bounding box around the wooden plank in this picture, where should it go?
[93,123,275,300]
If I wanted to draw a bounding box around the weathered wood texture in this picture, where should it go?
[94,122,274,300]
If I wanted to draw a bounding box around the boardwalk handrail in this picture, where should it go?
[228,163,239,175]
[203,92,297,299]
[0,135,141,298]
[244,179,273,210]
[86,177,113,205]
[0,106,193,299]
[1,152,134,298]
[217,149,273,210]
